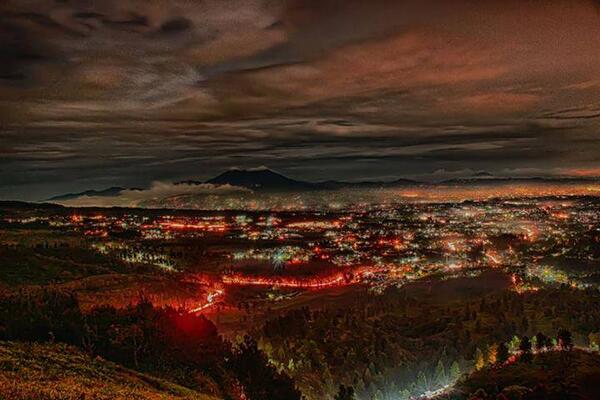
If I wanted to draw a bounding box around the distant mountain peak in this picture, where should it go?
[178,168,420,191]
[206,168,307,190]
[472,171,494,177]
[228,165,270,172]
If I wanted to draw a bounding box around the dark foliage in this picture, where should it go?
[558,328,573,350]
[439,350,600,400]
[534,332,549,351]
[228,335,302,400]
[519,336,532,363]
[497,343,509,364]
[334,384,356,400]
[0,289,301,399]
[259,286,600,399]
[0,289,83,343]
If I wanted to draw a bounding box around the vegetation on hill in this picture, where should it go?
[437,349,600,400]
[0,231,138,286]
[255,284,600,399]
[0,340,219,400]
[0,290,302,400]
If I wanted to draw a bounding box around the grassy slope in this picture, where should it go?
[443,350,600,399]
[0,341,220,400]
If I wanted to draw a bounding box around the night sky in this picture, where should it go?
[1,0,600,200]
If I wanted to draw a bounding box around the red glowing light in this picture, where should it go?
[190,289,225,313]
[160,221,228,232]
[222,265,379,289]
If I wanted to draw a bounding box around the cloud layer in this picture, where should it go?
[1,0,599,200]
[58,182,250,208]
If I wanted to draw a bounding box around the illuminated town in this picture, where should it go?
[1,189,600,399]
[5,195,599,298]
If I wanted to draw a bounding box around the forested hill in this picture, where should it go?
[435,349,600,400]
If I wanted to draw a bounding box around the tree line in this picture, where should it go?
[0,289,302,400]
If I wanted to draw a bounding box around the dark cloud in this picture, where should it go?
[0,19,56,82]
[0,0,599,200]
[159,17,193,34]
[8,11,87,37]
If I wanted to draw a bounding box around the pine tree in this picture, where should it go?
[520,336,532,353]
[487,344,498,365]
[449,361,461,381]
[558,328,573,350]
[589,332,600,351]
[508,335,521,353]
[399,389,411,400]
[520,336,533,363]
[497,342,510,364]
[475,348,485,370]
[416,370,428,392]
[433,360,447,386]
[535,332,548,352]
[588,332,600,351]
[229,335,302,400]
[334,385,356,400]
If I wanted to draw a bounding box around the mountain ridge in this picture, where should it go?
[44,168,600,202]
[176,168,421,191]
[47,186,127,201]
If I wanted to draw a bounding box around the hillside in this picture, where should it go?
[0,341,220,400]
[437,350,600,400]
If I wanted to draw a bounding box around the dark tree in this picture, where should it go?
[497,342,510,364]
[229,335,302,400]
[535,332,548,352]
[0,289,83,343]
[334,384,356,400]
[519,336,532,363]
[519,336,532,353]
[557,329,573,350]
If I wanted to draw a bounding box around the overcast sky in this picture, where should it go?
[1,0,600,200]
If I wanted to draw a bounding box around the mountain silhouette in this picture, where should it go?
[204,168,314,190]
[47,186,127,201]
